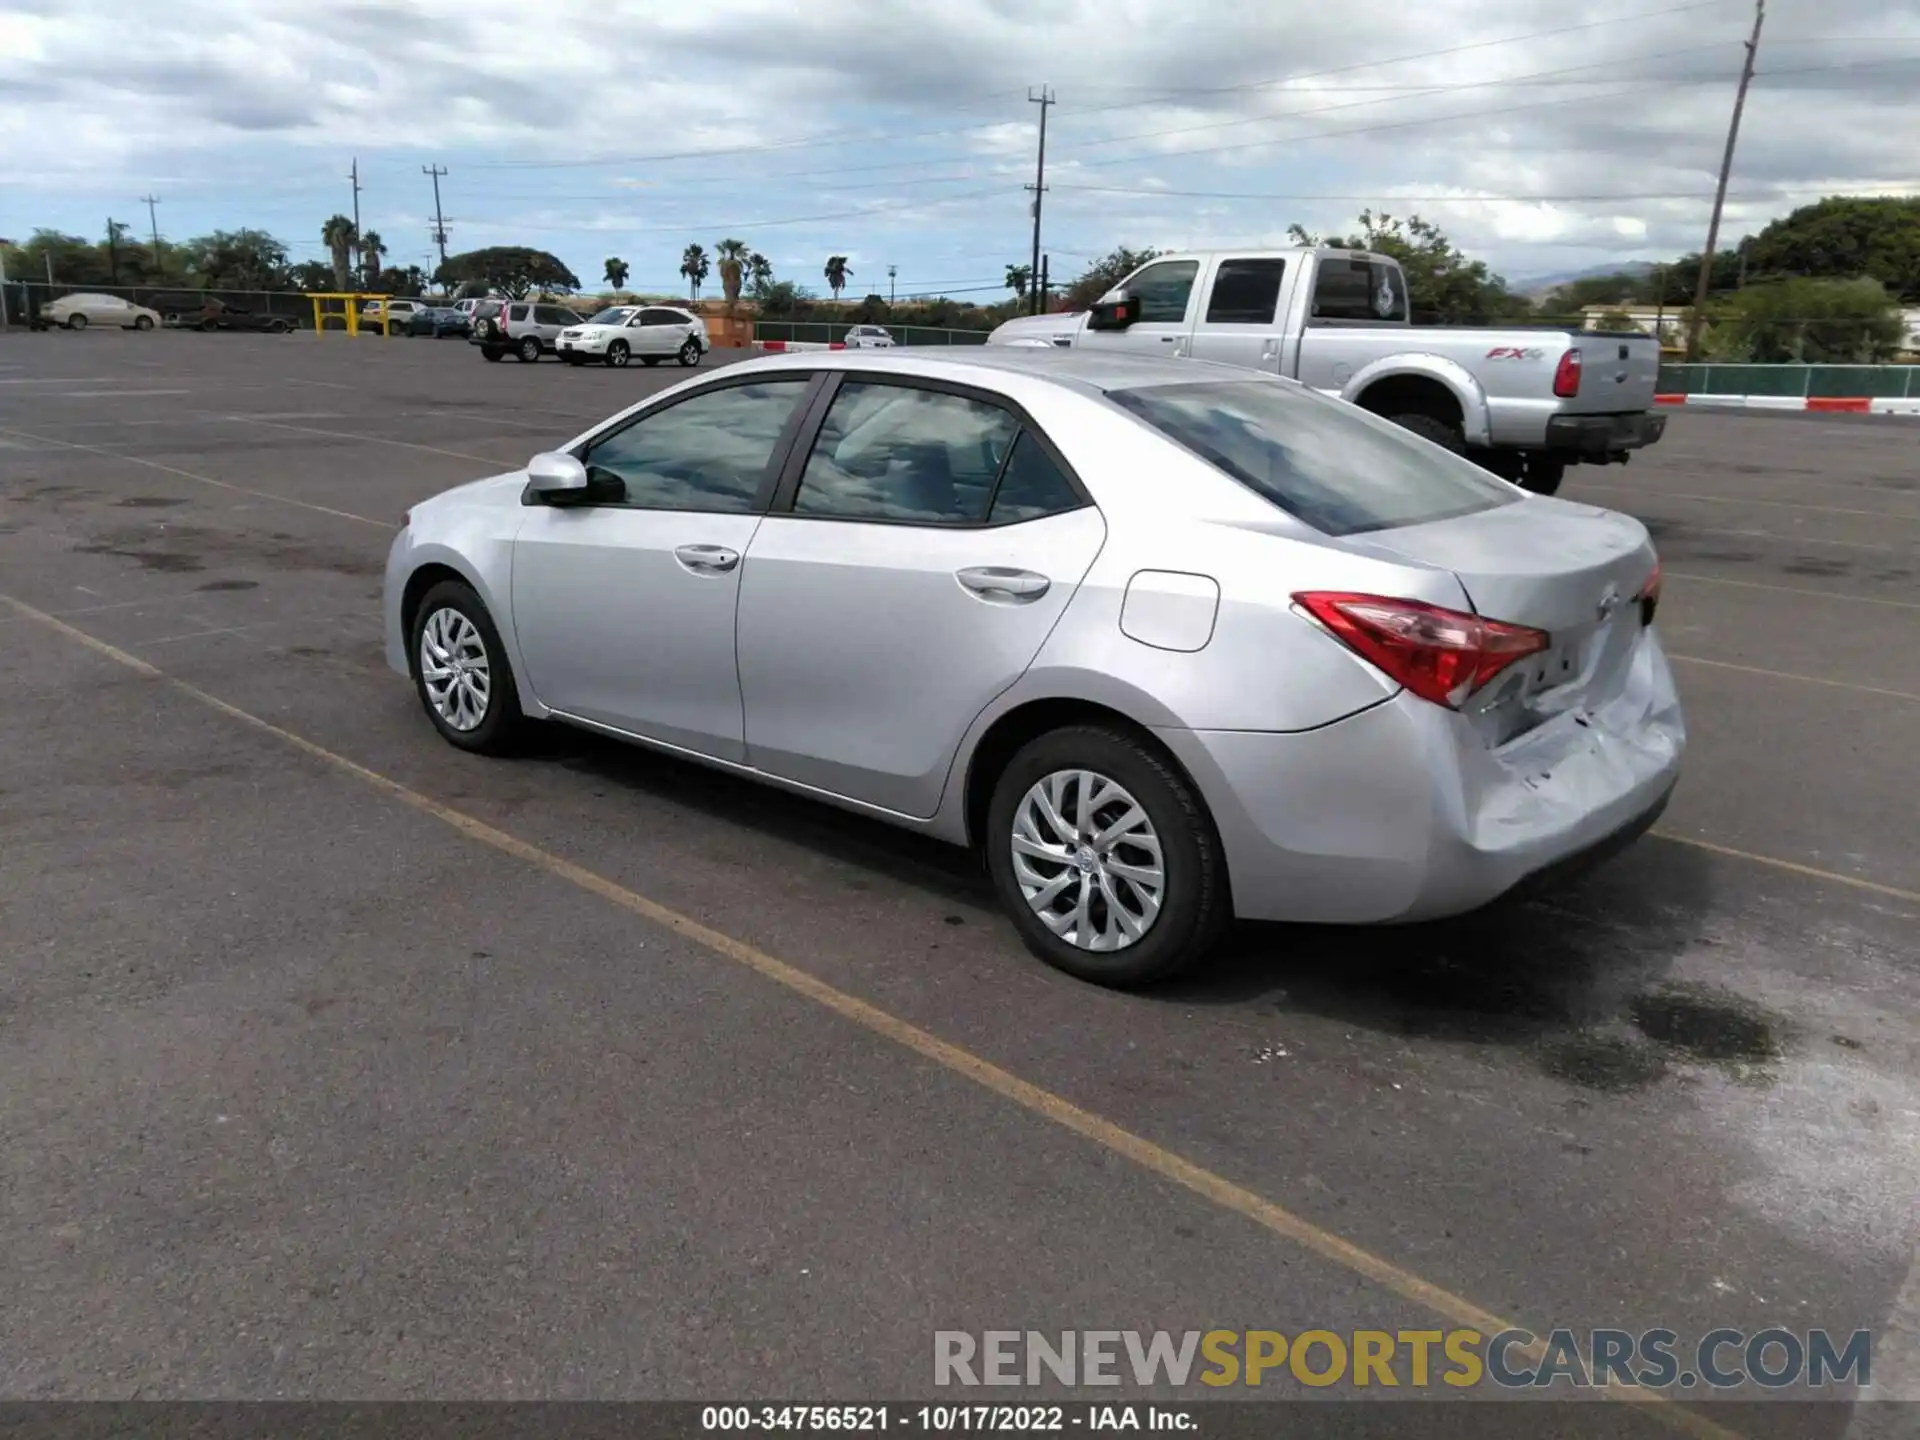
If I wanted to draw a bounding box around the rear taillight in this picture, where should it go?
[1294,592,1550,709]
[1553,348,1583,398]
[497,310,509,336]
[1638,559,1661,626]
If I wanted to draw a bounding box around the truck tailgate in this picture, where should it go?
[1561,333,1661,414]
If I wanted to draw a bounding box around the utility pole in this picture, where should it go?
[1039,254,1050,314]
[348,158,363,279]
[140,194,162,271]
[423,164,450,273]
[1026,86,1054,317]
[106,217,122,285]
[888,264,897,306]
[1685,0,1765,360]
[0,238,11,331]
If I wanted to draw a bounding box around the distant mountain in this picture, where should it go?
[1509,259,1656,299]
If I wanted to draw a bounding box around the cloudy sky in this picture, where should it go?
[2,0,1917,297]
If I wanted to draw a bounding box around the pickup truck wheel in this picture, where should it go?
[1520,457,1568,497]
[1385,412,1464,455]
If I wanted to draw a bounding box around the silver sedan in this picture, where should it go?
[385,349,1683,987]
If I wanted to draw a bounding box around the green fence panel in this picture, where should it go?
[1806,365,1912,398]
[1703,363,1809,396]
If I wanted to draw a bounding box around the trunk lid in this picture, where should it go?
[1348,495,1658,741]
[1557,331,1661,415]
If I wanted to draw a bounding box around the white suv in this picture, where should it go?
[469,300,584,362]
[556,305,709,368]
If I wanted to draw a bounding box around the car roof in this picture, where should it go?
[731,345,1265,396]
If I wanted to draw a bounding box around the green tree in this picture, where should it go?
[680,243,709,300]
[320,215,357,290]
[358,230,388,286]
[823,254,852,302]
[1004,263,1031,301]
[603,256,629,291]
[377,264,427,298]
[1291,211,1528,324]
[855,293,890,323]
[14,230,111,285]
[182,230,291,290]
[433,246,580,299]
[289,259,335,292]
[714,237,749,311]
[756,279,811,318]
[1062,246,1162,310]
[1743,196,1920,302]
[1705,276,1904,362]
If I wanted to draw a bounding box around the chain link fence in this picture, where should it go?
[753,320,990,347]
[5,281,318,327]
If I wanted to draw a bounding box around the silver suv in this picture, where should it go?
[470,300,583,363]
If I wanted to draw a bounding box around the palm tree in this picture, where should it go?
[714,237,749,313]
[680,243,709,301]
[321,214,357,291]
[747,251,773,295]
[359,230,387,286]
[823,255,852,303]
[604,256,629,291]
[1004,263,1031,301]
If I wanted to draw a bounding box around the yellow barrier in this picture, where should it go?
[307,291,398,336]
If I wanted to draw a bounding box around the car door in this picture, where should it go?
[638,308,682,355]
[735,376,1107,817]
[1075,257,1201,358]
[509,374,820,761]
[1185,257,1296,373]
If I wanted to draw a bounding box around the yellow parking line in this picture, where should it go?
[1669,654,1920,703]
[0,589,1739,1439]
[0,423,390,529]
[1654,832,1920,905]
[1666,570,1920,610]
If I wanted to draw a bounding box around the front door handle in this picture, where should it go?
[956,566,1050,603]
[674,543,740,574]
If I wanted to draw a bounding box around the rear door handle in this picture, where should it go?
[956,566,1050,602]
[674,543,740,574]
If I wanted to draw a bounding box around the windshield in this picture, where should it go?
[1106,379,1517,536]
[588,307,637,325]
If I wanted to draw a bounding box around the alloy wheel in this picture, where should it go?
[1010,769,1165,952]
[418,607,492,732]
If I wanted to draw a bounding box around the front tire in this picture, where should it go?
[517,337,542,363]
[985,725,1229,988]
[677,338,701,367]
[606,340,631,368]
[408,580,528,756]
[134,315,154,331]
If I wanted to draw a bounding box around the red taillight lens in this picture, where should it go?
[1638,559,1661,625]
[1553,347,1583,398]
[1294,592,1550,709]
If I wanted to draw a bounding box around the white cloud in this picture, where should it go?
[2,0,1916,289]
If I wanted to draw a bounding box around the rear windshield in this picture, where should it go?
[472,300,502,318]
[1106,380,1517,536]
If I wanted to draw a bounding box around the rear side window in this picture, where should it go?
[988,432,1084,524]
[1106,380,1515,537]
[536,306,575,326]
[792,381,1017,525]
[1205,259,1286,324]
[508,304,530,321]
[1310,257,1408,323]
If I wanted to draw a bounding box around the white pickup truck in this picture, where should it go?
[986,247,1667,495]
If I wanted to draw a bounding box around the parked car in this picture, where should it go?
[556,305,709,368]
[362,298,430,334]
[384,349,1680,988]
[191,298,294,333]
[407,306,472,338]
[469,300,584,362]
[987,247,1667,496]
[36,293,161,332]
[845,324,896,349]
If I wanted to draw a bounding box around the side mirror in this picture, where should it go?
[524,451,590,504]
[1086,292,1142,331]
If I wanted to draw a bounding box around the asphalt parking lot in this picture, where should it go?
[1,330,1915,1435]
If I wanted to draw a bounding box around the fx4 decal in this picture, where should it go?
[1486,346,1548,360]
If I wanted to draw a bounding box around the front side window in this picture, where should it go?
[792,382,1018,525]
[581,379,811,513]
[1107,379,1515,537]
[1126,260,1200,324]
[588,307,636,326]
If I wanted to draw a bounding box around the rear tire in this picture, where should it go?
[67,313,88,331]
[677,338,701,367]
[517,337,542,363]
[1520,456,1568,497]
[984,724,1229,989]
[1384,411,1464,454]
[407,580,529,756]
